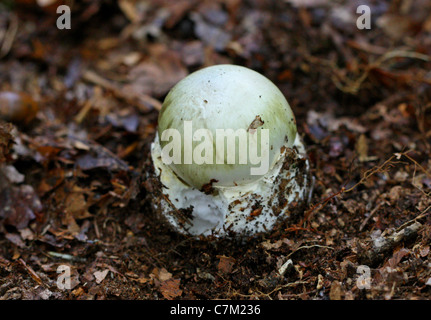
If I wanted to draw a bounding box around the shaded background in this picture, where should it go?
[0,0,430,299]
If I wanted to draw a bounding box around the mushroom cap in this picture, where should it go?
[157,64,297,189]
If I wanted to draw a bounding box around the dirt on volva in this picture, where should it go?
[0,0,430,300]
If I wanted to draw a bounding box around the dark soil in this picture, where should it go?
[0,0,430,300]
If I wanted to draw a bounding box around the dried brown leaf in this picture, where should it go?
[160,278,182,300]
[217,255,236,274]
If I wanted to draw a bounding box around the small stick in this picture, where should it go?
[0,14,18,58]
[47,251,86,262]
[359,202,383,231]
[17,258,43,286]
[361,221,423,265]
[82,70,162,111]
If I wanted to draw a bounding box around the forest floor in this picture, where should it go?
[0,0,431,300]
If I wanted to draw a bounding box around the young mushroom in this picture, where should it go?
[148,64,310,237]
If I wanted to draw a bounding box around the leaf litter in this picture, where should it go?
[0,0,430,300]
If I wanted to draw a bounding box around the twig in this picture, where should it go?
[340,50,431,94]
[82,70,162,111]
[0,14,18,59]
[232,280,309,299]
[296,151,412,230]
[307,50,431,95]
[47,251,86,262]
[401,152,431,179]
[17,258,43,286]
[361,221,423,265]
[359,202,383,232]
[287,244,334,258]
[395,207,431,232]
[344,154,403,193]
[260,280,310,298]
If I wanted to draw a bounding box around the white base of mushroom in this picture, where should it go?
[150,134,310,237]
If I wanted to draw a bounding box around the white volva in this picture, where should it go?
[149,64,310,237]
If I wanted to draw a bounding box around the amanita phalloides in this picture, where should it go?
[148,64,310,237]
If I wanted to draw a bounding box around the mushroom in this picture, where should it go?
[148,64,311,237]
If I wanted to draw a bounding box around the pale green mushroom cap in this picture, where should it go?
[157,64,297,189]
